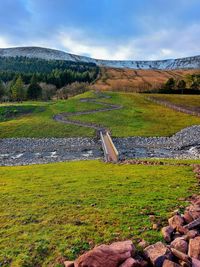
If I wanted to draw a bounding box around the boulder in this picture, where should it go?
[173,232,183,240]
[119,258,139,267]
[109,240,136,256]
[162,226,174,242]
[64,261,74,267]
[176,226,188,235]
[192,258,200,267]
[144,242,171,267]
[188,236,200,260]
[163,259,181,267]
[183,211,193,224]
[168,215,185,230]
[170,248,191,265]
[74,240,135,267]
[170,238,188,254]
[178,261,190,267]
[186,230,199,240]
[138,239,149,249]
[137,260,148,267]
[185,205,200,221]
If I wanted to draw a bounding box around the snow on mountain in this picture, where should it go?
[0,46,200,70]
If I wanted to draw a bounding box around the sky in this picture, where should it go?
[0,0,200,60]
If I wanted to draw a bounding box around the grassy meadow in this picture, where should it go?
[0,91,200,266]
[0,160,198,266]
[72,92,200,137]
[0,91,200,138]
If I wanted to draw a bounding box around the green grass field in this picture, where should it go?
[0,160,198,266]
[0,92,200,138]
[0,93,97,138]
[72,92,200,137]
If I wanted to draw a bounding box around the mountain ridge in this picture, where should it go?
[0,46,200,70]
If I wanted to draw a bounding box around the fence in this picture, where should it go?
[146,96,200,117]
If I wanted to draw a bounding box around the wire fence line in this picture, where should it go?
[146,96,200,117]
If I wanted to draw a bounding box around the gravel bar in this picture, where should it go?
[0,125,200,166]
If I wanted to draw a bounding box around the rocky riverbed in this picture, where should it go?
[114,125,200,160]
[0,138,102,166]
[0,125,200,166]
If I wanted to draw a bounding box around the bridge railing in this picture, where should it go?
[100,131,109,162]
[100,131,119,162]
[106,132,119,162]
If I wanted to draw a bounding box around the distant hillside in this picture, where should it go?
[0,56,98,88]
[92,67,200,92]
[0,46,200,70]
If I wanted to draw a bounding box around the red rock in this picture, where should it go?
[188,236,200,260]
[183,211,194,224]
[186,230,199,240]
[119,258,139,267]
[74,240,135,267]
[172,210,180,216]
[177,226,188,235]
[144,242,170,267]
[109,240,136,256]
[192,257,200,267]
[194,198,200,206]
[173,232,183,240]
[168,215,185,230]
[64,261,74,267]
[139,260,148,267]
[170,238,188,254]
[138,239,149,249]
[162,226,174,242]
[185,205,200,221]
[178,261,189,267]
[163,259,181,267]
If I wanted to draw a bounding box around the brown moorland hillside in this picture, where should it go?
[92,67,200,92]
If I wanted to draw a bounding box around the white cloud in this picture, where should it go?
[0,23,199,61]
[58,31,134,60]
[0,36,10,48]
[56,24,200,61]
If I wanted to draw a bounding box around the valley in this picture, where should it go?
[0,47,200,267]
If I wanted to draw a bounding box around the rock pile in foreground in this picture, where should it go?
[64,167,200,267]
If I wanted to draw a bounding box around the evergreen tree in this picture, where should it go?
[11,75,24,101]
[177,80,186,94]
[190,81,199,90]
[27,75,42,100]
[15,76,24,101]
[164,78,176,91]
[0,80,5,100]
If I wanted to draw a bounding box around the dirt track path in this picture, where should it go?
[53,93,123,134]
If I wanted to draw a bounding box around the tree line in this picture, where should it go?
[0,56,99,101]
[139,73,200,94]
[160,73,200,94]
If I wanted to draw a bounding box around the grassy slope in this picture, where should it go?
[0,92,200,138]
[0,160,198,266]
[93,67,199,91]
[0,92,97,138]
[72,92,200,137]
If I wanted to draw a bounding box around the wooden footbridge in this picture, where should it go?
[100,131,119,162]
[53,93,120,163]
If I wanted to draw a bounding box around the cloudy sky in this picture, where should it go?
[0,0,200,60]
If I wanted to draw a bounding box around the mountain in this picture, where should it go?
[0,46,200,70]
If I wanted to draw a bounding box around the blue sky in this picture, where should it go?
[0,0,200,60]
